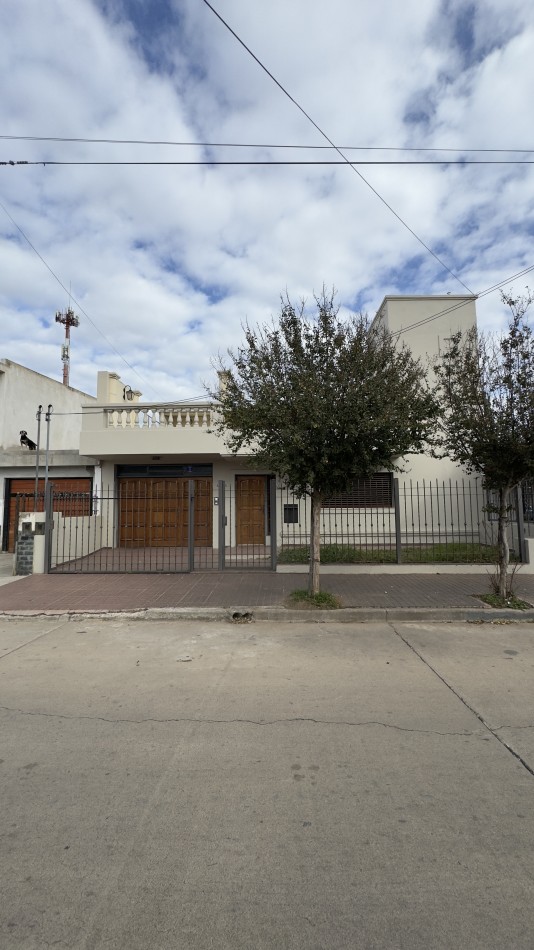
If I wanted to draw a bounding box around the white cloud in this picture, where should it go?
[0,0,533,401]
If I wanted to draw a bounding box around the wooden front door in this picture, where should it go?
[236,476,266,544]
[119,478,212,547]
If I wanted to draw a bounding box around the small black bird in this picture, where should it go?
[20,430,37,450]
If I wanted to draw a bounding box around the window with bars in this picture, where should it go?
[324,473,393,508]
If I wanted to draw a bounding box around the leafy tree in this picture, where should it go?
[211,289,438,593]
[433,290,534,599]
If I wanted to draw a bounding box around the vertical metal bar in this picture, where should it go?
[393,478,402,563]
[270,477,277,571]
[516,483,526,563]
[43,405,53,495]
[218,480,226,571]
[33,405,42,511]
[43,481,53,574]
[188,479,195,571]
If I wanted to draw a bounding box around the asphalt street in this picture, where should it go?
[1,617,534,949]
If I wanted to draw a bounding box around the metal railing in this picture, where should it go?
[278,477,525,565]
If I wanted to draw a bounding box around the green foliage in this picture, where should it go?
[433,290,534,491]
[477,592,531,611]
[433,289,534,599]
[211,288,438,499]
[277,542,504,564]
[287,589,341,609]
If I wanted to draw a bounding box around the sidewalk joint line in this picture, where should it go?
[0,621,69,661]
[390,622,534,778]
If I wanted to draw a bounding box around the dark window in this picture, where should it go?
[324,474,393,508]
[117,463,213,478]
[283,503,299,524]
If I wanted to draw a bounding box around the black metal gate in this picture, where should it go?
[45,480,277,574]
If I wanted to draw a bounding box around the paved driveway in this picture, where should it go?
[1,618,534,949]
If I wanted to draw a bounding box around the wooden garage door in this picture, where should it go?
[119,478,212,548]
[6,477,92,552]
[236,476,266,544]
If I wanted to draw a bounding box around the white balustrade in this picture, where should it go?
[105,404,212,431]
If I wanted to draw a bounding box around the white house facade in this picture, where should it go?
[66,295,493,571]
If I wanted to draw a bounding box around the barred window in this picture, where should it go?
[324,474,393,508]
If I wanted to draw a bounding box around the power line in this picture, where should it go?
[1,134,533,153]
[200,0,474,296]
[391,263,534,336]
[0,195,152,393]
[4,159,534,166]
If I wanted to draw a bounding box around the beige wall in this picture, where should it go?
[0,359,96,451]
[374,295,477,366]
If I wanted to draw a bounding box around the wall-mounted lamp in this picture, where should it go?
[123,385,134,401]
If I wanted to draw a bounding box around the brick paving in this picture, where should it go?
[1,569,534,611]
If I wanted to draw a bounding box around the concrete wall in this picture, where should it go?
[0,359,97,451]
[374,295,477,365]
[49,513,104,569]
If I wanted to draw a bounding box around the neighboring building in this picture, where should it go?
[0,359,98,551]
[372,294,478,483]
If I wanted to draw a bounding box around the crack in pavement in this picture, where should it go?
[0,703,476,736]
[390,622,534,778]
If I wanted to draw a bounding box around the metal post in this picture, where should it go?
[516,483,526,563]
[44,404,53,494]
[218,480,226,571]
[188,479,195,571]
[393,478,402,564]
[33,405,42,512]
[270,477,277,571]
[43,480,54,574]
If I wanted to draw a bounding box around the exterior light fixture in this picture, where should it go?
[123,385,134,401]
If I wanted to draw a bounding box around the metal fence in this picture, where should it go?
[12,475,532,573]
[278,477,526,565]
[43,480,276,573]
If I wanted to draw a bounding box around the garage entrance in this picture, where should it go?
[45,474,276,574]
[4,477,92,552]
[119,477,212,548]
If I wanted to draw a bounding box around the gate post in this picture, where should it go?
[516,483,526,562]
[188,479,195,571]
[393,478,402,564]
[218,480,226,571]
[43,481,54,574]
[270,478,277,571]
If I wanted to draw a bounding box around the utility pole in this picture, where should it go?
[55,306,79,387]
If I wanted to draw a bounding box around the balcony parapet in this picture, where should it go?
[80,401,229,458]
[102,402,214,431]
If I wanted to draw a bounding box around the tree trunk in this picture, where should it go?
[308,491,322,595]
[497,486,510,600]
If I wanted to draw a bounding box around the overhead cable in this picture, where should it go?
[200,0,474,295]
[0,195,152,392]
[0,134,533,153]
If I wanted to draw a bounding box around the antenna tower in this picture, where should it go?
[55,306,80,387]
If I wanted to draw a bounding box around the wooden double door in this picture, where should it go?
[119,477,212,547]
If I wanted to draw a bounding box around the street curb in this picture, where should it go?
[1,606,534,623]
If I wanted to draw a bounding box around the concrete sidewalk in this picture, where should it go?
[1,567,534,620]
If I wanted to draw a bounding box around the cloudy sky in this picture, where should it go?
[1,0,533,400]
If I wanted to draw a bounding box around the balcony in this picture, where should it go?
[80,401,235,460]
